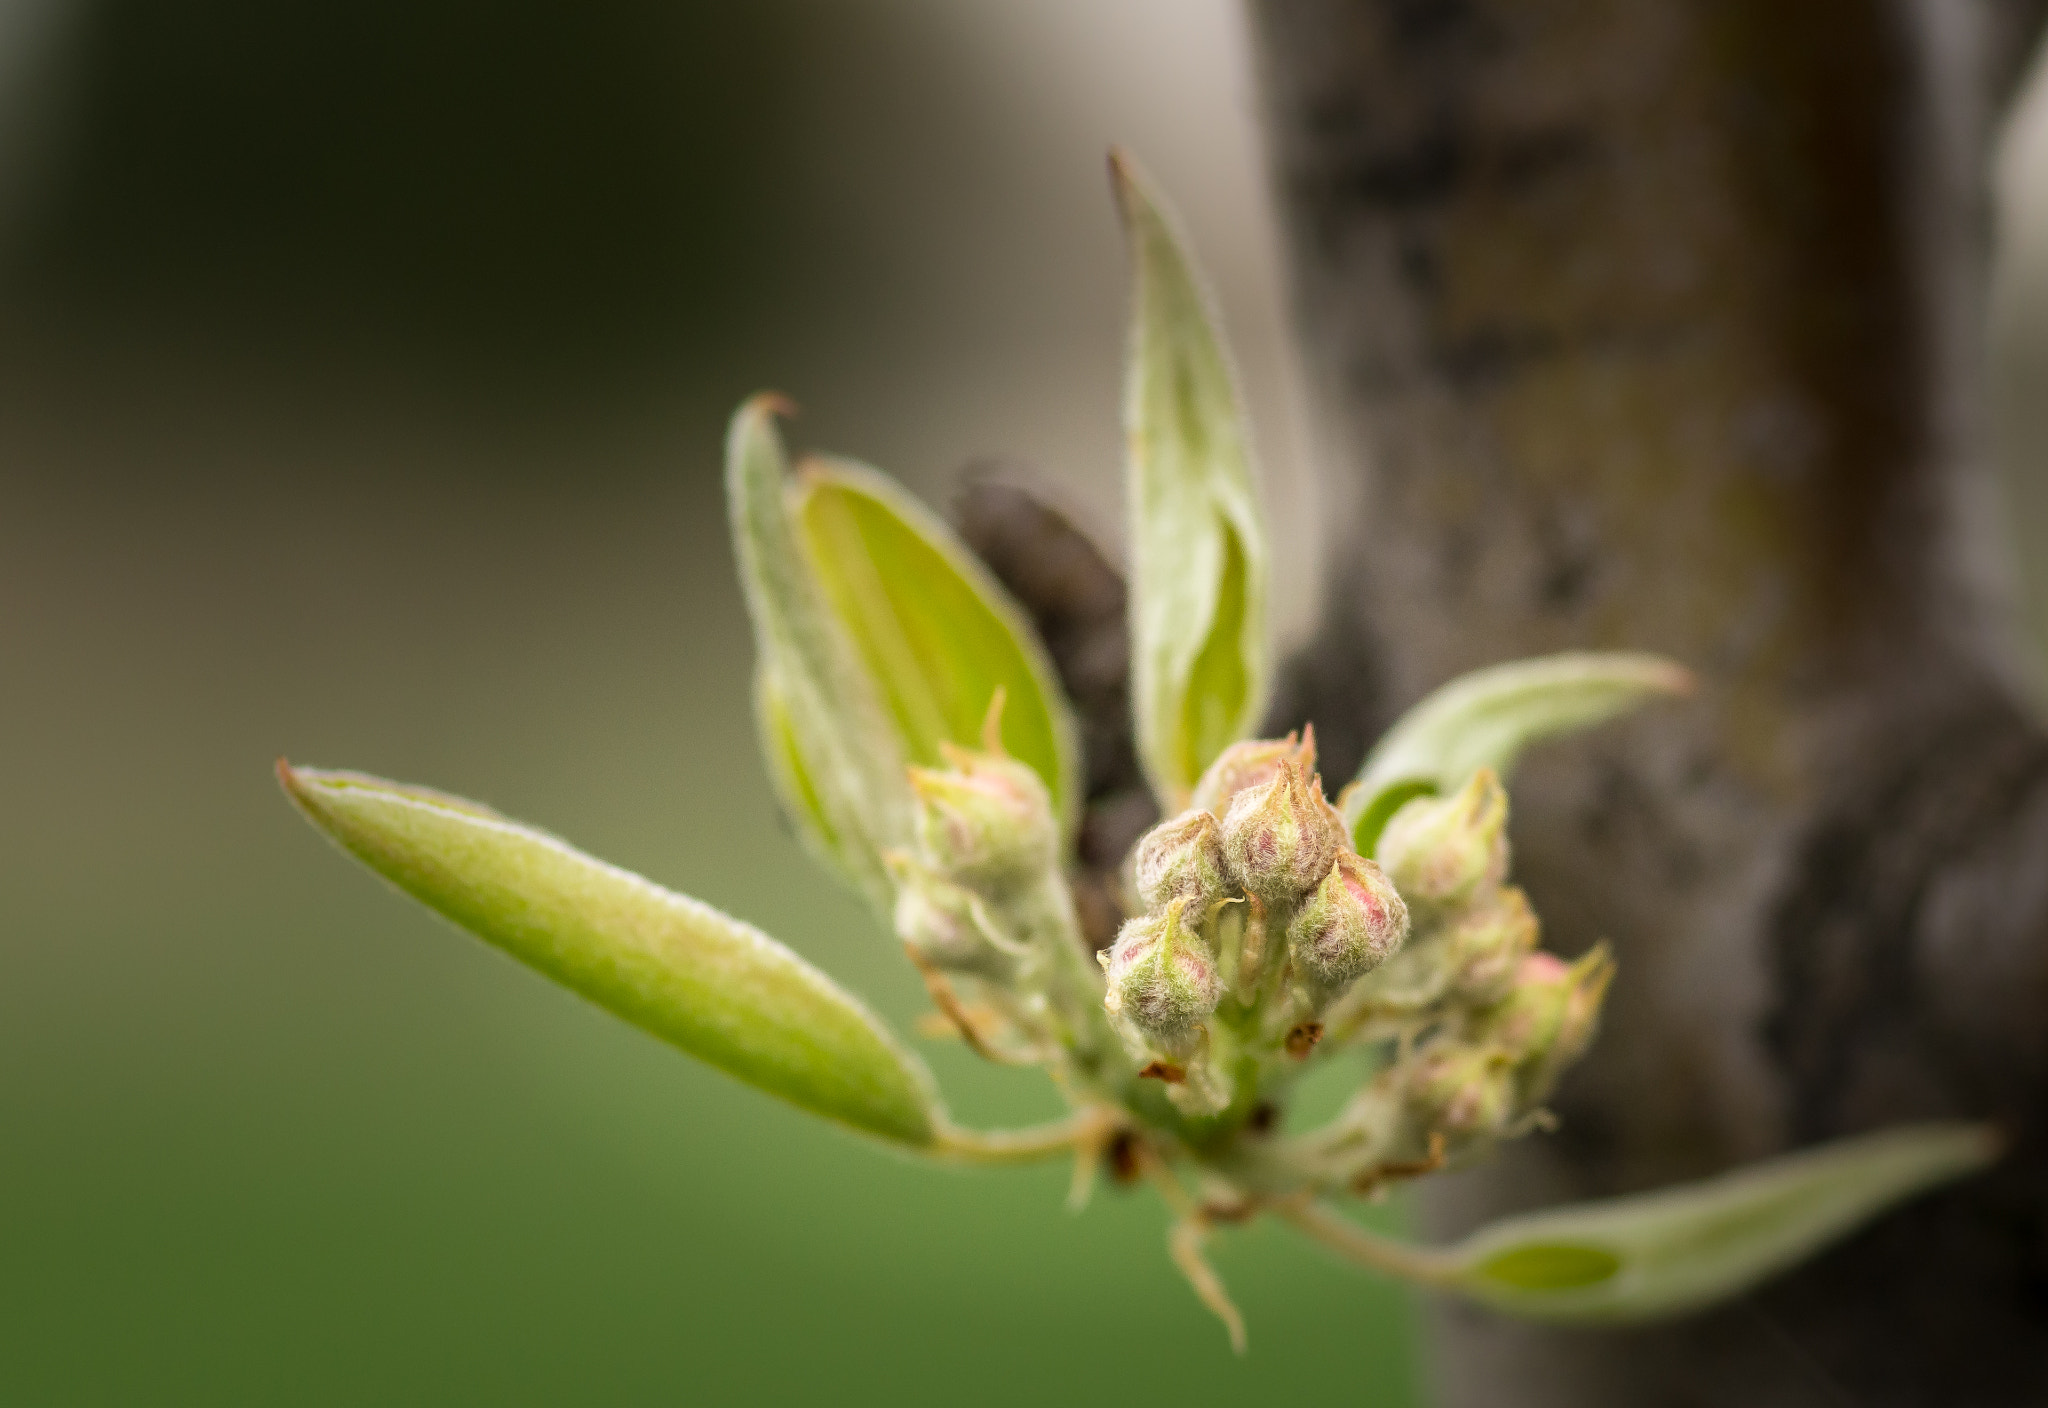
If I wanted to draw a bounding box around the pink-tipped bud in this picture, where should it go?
[1287,851,1410,994]
[1376,768,1509,907]
[1189,726,1316,817]
[886,855,1023,980]
[1405,1043,1516,1137]
[1101,899,1221,1043]
[1220,758,1346,905]
[1133,808,1227,911]
[909,745,1056,888]
[1444,885,1540,1004]
[1480,945,1616,1101]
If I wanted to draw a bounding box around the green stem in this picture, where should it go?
[1014,869,1118,1078]
[1274,1199,1460,1286]
[929,1110,1112,1166]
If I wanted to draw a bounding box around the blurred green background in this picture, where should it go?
[0,2,1416,1403]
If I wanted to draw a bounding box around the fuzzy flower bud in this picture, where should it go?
[1376,767,1509,907]
[1133,808,1228,911]
[1479,946,1616,1102]
[909,745,1056,888]
[1444,885,1540,1004]
[1101,899,1221,1043]
[1286,851,1410,994]
[886,855,1023,980]
[1220,758,1345,906]
[1189,727,1316,817]
[1405,1043,1516,1137]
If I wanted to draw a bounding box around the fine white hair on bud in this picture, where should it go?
[1102,898,1221,1043]
[1189,725,1316,817]
[1220,757,1345,905]
[1286,851,1409,994]
[1376,767,1509,907]
[1134,808,1228,911]
[908,744,1057,888]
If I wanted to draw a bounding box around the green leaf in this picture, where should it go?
[1346,652,1692,853]
[279,764,942,1147]
[726,395,911,912]
[1445,1122,1999,1322]
[793,457,1082,836]
[1112,148,1269,809]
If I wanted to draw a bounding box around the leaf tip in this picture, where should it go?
[740,389,799,424]
[276,757,325,811]
[1649,658,1698,698]
[1106,144,1159,233]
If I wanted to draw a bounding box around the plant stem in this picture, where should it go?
[930,1108,1114,1166]
[1273,1198,1460,1287]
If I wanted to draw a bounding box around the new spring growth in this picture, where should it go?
[1377,767,1509,907]
[278,148,1999,1353]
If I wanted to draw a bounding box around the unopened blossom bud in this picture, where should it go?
[1444,885,1540,1004]
[1482,945,1615,1102]
[1101,899,1220,1043]
[1189,726,1316,817]
[1376,768,1509,907]
[909,745,1056,888]
[1220,759,1345,905]
[1134,808,1227,911]
[1287,851,1410,994]
[1479,951,1569,1053]
[886,855,1022,980]
[1405,1043,1516,1137]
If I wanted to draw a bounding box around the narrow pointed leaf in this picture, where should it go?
[1445,1123,1998,1322]
[726,395,910,911]
[1113,149,1269,809]
[280,764,941,1147]
[794,457,1082,836]
[1347,652,1692,853]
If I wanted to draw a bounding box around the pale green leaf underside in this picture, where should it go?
[280,764,941,1147]
[794,458,1082,837]
[1348,651,1693,853]
[754,667,841,867]
[1114,148,1269,808]
[1446,1122,1998,1322]
[726,396,910,912]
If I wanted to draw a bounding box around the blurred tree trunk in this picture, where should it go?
[1248,1,2048,1403]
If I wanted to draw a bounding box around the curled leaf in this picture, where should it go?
[726,395,911,911]
[793,456,1082,836]
[280,763,942,1147]
[1112,148,1269,809]
[1346,652,1692,853]
[1445,1122,1999,1322]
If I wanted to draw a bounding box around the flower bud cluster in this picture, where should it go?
[1331,768,1615,1172]
[1101,733,1413,1114]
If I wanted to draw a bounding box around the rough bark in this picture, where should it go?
[1249,1,2048,1403]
